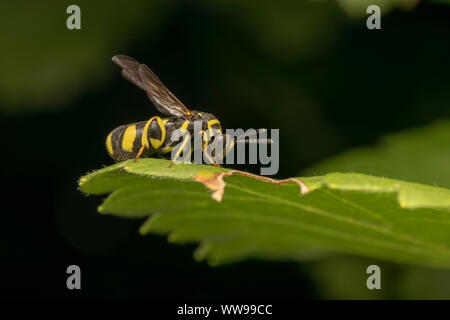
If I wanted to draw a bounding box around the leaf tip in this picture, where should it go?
[139,216,157,235]
[78,176,88,186]
[193,243,210,262]
[138,225,147,235]
[167,233,178,243]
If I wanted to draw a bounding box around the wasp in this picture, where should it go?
[106,55,269,166]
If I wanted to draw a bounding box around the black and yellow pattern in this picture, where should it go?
[106,113,223,162]
[106,55,256,166]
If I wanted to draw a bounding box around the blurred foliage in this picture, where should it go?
[305,118,450,298]
[0,0,168,113]
[336,0,420,17]
[203,0,342,61]
[1,0,449,120]
[3,0,450,299]
[80,159,450,268]
[307,255,450,299]
[306,119,450,188]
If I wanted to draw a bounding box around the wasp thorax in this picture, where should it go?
[191,110,221,128]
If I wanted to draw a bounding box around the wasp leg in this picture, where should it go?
[200,130,222,168]
[134,145,146,162]
[168,134,190,168]
[202,149,223,168]
[199,130,207,152]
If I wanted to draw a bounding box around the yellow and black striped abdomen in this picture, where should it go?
[106,121,149,161]
[106,114,223,162]
[106,116,171,161]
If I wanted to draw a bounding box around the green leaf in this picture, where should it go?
[79,159,450,268]
[306,120,450,188]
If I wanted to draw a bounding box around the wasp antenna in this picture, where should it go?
[234,138,273,144]
[234,128,269,140]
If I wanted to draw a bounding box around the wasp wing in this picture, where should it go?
[112,55,147,91]
[138,63,192,117]
[112,55,191,117]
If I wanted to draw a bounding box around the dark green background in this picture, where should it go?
[1,0,450,299]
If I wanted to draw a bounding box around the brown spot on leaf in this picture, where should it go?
[194,171,227,202]
[194,170,310,202]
